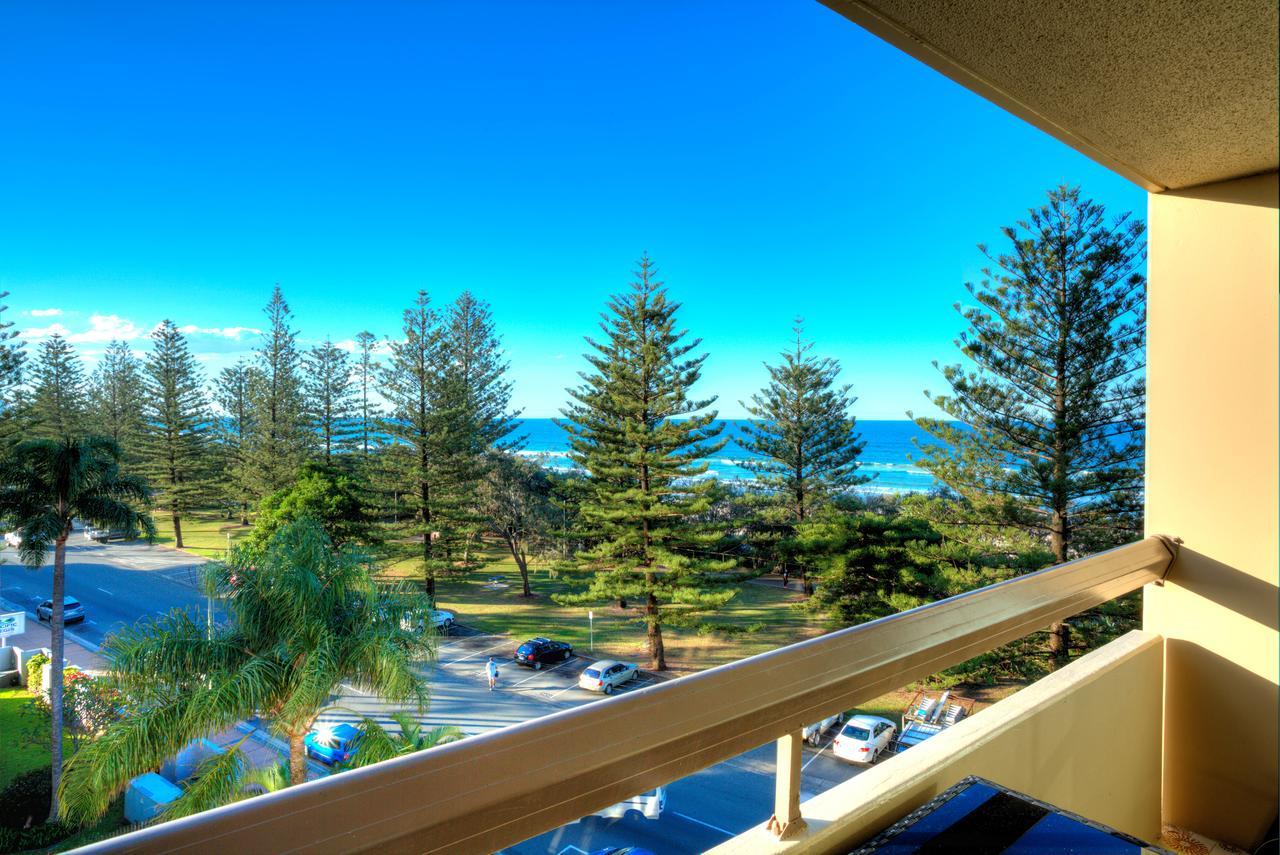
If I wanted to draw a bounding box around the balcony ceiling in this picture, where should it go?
[819,0,1280,191]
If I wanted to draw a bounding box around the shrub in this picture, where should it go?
[0,766,52,832]
[0,820,74,853]
[25,654,49,695]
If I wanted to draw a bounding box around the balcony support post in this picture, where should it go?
[766,730,806,839]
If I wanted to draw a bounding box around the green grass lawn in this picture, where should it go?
[391,547,826,674]
[0,686,54,789]
[150,509,252,558]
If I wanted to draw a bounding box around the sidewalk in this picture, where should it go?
[0,599,107,673]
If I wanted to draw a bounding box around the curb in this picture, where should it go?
[0,595,102,654]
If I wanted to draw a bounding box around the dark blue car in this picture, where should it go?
[303,722,361,765]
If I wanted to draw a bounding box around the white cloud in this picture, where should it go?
[19,314,146,345]
[68,314,146,343]
[177,325,262,340]
[19,322,71,340]
[28,308,63,317]
[334,337,393,355]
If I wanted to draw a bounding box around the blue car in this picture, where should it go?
[303,722,361,765]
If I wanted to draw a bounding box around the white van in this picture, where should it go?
[587,787,667,821]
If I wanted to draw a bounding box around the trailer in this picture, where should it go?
[893,690,975,754]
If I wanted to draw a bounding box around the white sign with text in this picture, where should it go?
[0,611,25,639]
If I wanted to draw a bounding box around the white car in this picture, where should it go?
[578,660,638,695]
[831,714,897,764]
[399,609,455,633]
[588,787,666,821]
[4,531,21,548]
[802,711,845,746]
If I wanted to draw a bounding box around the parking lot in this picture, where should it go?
[321,632,668,739]
[314,630,876,854]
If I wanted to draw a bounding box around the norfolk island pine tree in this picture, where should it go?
[912,185,1146,667]
[556,255,737,671]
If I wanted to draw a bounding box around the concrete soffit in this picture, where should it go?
[819,0,1280,193]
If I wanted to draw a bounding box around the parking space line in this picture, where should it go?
[437,634,501,650]
[801,741,831,771]
[544,681,585,700]
[507,656,579,688]
[442,640,511,666]
[672,811,735,837]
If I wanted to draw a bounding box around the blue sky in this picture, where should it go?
[0,1,1147,419]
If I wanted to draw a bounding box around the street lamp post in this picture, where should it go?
[588,610,594,653]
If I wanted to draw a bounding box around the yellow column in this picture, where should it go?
[767,730,806,839]
[1144,171,1279,849]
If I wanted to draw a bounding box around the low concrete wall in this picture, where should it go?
[711,630,1164,854]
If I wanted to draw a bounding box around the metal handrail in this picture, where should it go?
[82,536,1177,855]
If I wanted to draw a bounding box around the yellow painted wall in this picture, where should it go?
[710,631,1165,854]
[1144,171,1279,848]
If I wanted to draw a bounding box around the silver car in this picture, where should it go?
[803,711,845,746]
[578,659,638,695]
[37,596,87,624]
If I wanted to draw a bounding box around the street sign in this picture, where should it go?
[0,610,25,641]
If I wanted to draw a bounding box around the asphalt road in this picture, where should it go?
[1,537,877,854]
[0,537,217,648]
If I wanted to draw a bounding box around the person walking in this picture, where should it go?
[485,656,499,691]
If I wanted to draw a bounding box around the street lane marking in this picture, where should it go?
[97,587,113,595]
[672,811,735,837]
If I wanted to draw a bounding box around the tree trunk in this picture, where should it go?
[646,585,664,671]
[47,531,68,822]
[421,477,435,600]
[1048,513,1070,667]
[173,511,184,549]
[509,539,532,597]
[289,732,307,787]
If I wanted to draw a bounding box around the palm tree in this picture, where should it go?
[0,435,152,822]
[340,713,464,769]
[59,516,436,825]
[152,713,461,821]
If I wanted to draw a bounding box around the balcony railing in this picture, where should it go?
[82,536,1178,855]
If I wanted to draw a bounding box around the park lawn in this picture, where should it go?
[0,687,57,789]
[392,547,826,674]
[150,509,252,558]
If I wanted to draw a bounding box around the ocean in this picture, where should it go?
[512,419,937,494]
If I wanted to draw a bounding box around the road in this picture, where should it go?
[1,538,876,854]
[0,537,217,649]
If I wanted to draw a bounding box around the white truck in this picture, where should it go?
[892,690,975,754]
